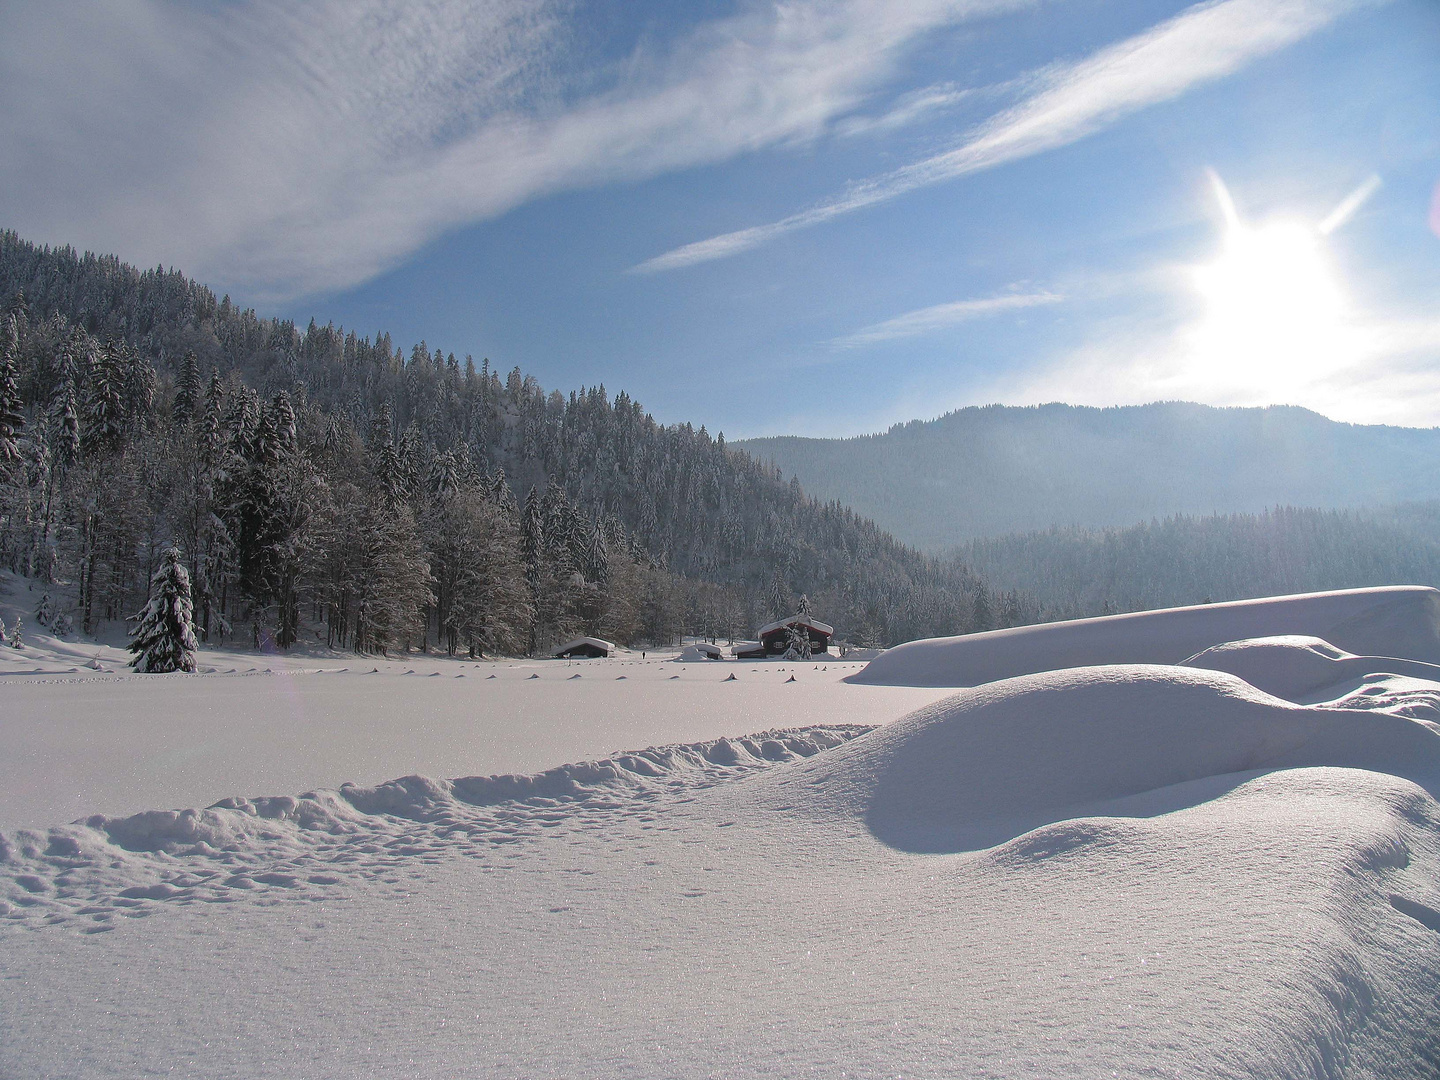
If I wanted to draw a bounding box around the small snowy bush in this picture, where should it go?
[7,615,22,649]
[129,547,199,673]
[34,593,51,627]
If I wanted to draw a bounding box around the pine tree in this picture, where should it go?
[83,341,127,457]
[173,351,201,428]
[782,620,811,660]
[765,571,788,620]
[49,380,80,471]
[0,314,23,471]
[128,547,199,673]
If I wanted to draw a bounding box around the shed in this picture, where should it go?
[552,637,615,659]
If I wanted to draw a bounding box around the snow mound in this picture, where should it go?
[0,725,869,929]
[789,664,1440,853]
[850,586,1440,687]
[1181,634,1440,702]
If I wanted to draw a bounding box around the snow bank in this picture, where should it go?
[789,663,1440,853]
[1182,634,1440,702]
[0,725,869,927]
[850,586,1440,687]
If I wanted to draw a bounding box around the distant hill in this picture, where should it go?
[736,403,1440,550]
[961,503,1440,621]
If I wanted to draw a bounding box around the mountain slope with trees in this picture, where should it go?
[962,504,1440,621]
[0,230,1013,652]
[738,403,1440,549]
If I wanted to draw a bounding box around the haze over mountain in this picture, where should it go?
[738,402,1440,550]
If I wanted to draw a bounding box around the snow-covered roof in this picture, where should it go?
[757,615,834,638]
[551,637,615,656]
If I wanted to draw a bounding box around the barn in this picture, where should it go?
[733,615,833,659]
[551,637,615,659]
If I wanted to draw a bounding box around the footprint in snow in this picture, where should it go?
[528,673,540,680]
[569,674,582,680]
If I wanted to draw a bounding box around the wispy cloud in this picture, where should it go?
[833,290,1063,347]
[833,82,981,138]
[1318,173,1383,235]
[0,0,1028,300]
[634,0,1375,274]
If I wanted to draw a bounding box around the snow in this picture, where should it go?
[6,584,1440,1077]
[757,613,835,637]
[851,585,1440,687]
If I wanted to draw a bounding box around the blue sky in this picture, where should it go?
[2,0,1437,437]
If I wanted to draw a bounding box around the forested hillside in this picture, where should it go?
[963,504,1440,621]
[0,230,1013,652]
[738,404,1440,549]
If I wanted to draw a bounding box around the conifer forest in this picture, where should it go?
[0,231,1015,655]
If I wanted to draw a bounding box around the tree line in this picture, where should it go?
[961,505,1440,620]
[0,230,1014,652]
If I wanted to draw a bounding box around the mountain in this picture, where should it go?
[961,503,1440,621]
[737,403,1440,550]
[0,229,1004,650]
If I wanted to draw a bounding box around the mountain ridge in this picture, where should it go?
[737,401,1440,550]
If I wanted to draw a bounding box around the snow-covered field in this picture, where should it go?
[6,586,1440,1077]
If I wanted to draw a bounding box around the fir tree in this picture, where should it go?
[128,548,199,673]
[0,314,23,471]
[82,341,127,457]
[173,351,201,428]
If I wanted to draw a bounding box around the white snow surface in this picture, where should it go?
[7,585,1440,1077]
[851,585,1440,687]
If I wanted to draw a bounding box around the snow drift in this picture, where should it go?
[849,586,1440,687]
[0,725,869,927]
[786,663,1440,853]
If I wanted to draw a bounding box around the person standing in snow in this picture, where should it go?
[129,547,199,673]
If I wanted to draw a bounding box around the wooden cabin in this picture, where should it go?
[733,615,834,659]
[552,637,615,659]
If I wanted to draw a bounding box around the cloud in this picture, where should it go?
[832,290,1063,347]
[979,298,1440,428]
[635,0,1376,273]
[833,82,981,138]
[0,0,1027,300]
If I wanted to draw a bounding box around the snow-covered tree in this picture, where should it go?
[129,548,199,672]
[172,351,201,428]
[765,571,788,620]
[7,615,22,649]
[782,620,811,661]
[0,314,23,471]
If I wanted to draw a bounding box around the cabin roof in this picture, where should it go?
[552,637,615,656]
[757,615,834,638]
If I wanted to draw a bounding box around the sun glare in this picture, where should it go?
[1189,216,1350,394]
[1173,171,1383,408]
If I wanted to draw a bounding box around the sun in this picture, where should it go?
[1183,173,1362,401]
